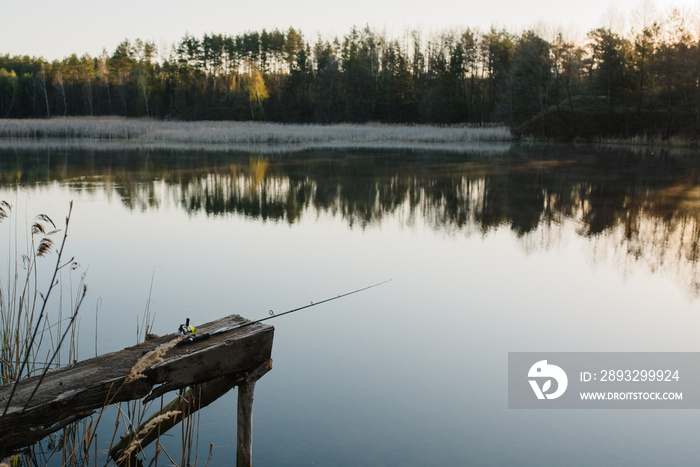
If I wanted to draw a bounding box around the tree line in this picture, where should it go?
[1,13,699,139]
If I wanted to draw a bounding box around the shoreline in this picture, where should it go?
[3,117,697,153]
[0,118,512,153]
[0,138,515,155]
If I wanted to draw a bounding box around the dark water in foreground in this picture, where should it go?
[1,144,699,465]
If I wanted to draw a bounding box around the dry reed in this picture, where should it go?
[0,201,208,466]
[124,337,180,384]
[0,117,512,152]
[115,410,182,464]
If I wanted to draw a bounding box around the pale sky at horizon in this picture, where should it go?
[2,0,697,61]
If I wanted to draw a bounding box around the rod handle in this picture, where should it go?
[176,333,211,347]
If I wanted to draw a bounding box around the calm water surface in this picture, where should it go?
[1,144,699,466]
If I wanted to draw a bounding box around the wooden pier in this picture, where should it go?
[0,314,274,466]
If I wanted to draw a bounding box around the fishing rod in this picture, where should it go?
[175,279,391,347]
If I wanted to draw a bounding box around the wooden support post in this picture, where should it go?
[237,377,255,467]
[236,359,271,467]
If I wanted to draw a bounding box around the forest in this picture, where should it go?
[1,10,699,140]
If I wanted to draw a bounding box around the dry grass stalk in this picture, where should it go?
[156,441,179,467]
[124,337,180,384]
[0,202,9,222]
[116,410,182,464]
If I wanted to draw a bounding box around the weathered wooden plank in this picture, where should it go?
[0,314,274,453]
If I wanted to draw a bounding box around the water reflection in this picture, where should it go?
[1,145,698,295]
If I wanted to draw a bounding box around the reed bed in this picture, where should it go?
[0,138,514,155]
[0,202,81,385]
[0,201,201,466]
[0,117,512,151]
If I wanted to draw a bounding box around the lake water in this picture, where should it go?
[1,143,699,466]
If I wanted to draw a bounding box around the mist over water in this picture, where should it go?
[0,144,698,465]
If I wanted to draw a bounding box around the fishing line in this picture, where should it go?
[176,279,391,346]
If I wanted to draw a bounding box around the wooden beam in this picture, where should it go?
[0,315,273,453]
[109,359,272,465]
[110,375,239,465]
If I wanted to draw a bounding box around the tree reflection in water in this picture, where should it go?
[1,144,698,295]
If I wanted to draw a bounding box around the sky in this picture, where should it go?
[1,0,697,61]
